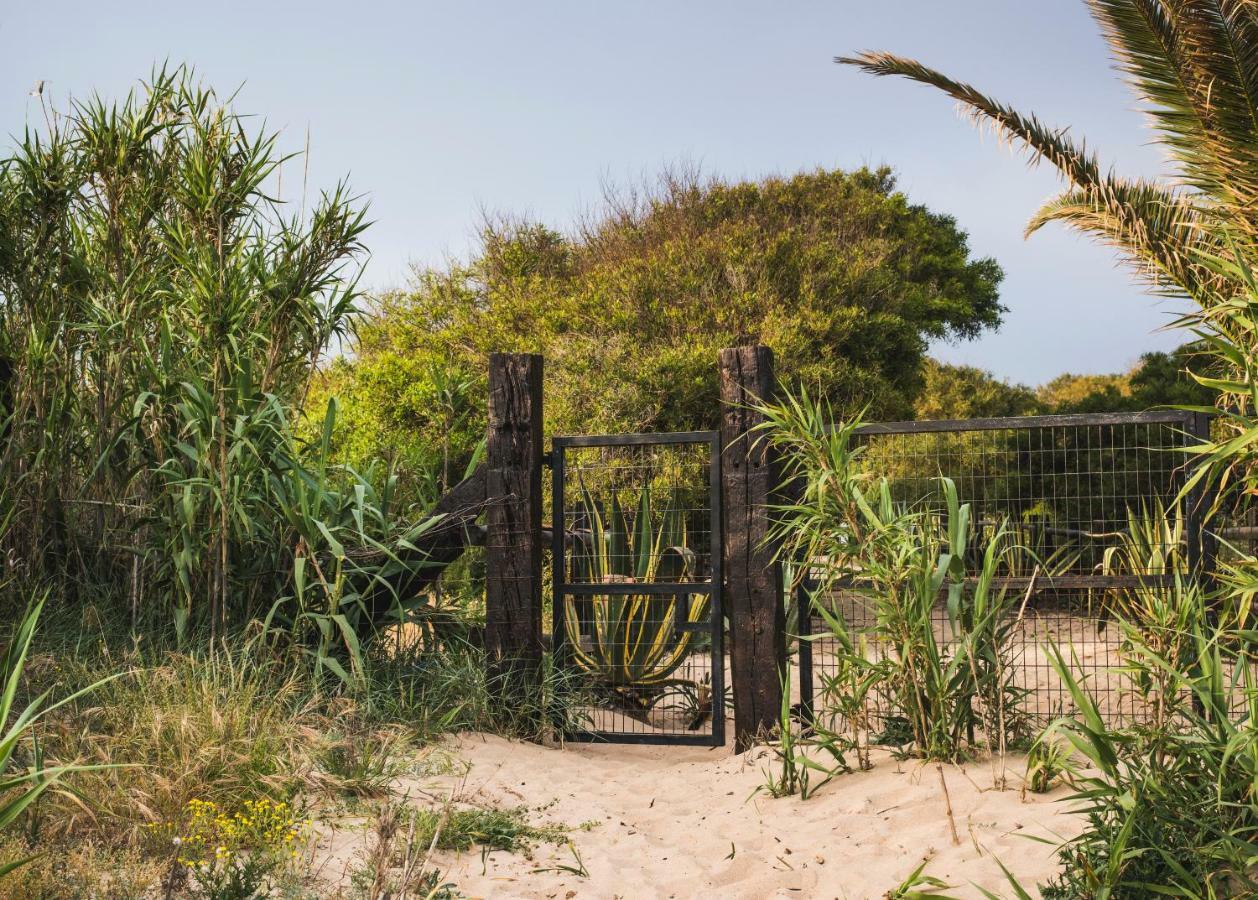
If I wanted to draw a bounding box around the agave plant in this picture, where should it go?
[563,483,706,700]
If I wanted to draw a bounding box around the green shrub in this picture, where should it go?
[1041,610,1258,897]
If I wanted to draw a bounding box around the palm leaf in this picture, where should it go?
[836,51,1104,187]
[1026,178,1224,300]
[1088,0,1258,215]
[839,2,1258,304]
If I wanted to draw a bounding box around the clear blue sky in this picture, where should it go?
[1,1,1186,385]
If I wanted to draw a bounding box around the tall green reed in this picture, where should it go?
[0,67,439,652]
[754,389,1033,763]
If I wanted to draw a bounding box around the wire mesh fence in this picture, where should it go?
[551,433,725,744]
[798,411,1212,733]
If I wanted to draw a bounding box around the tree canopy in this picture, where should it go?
[917,344,1212,421]
[322,166,1004,489]
[915,359,1039,420]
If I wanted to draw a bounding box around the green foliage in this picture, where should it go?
[1036,371,1131,414]
[918,344,1211,422]
[411,805,567,853]
[0,67,447,650]
[885,860,957,900]
[915,359,1039,420]
[755,390,1033,761]
[1040,613,1258,898]
[1022,729,1075,796]
[1037,344,1215,414]
[1183,246,1258,537]
[326,166,1004,487]
[757,665,854,801]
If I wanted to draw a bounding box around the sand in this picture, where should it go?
[311,732,1086,899]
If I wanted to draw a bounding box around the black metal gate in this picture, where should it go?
[551,432,724,745]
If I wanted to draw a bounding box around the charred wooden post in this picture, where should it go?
[719,345,786,752]
[484,353,545,704]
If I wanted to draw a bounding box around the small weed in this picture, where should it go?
[758,666,852,800]
[885,858,957,899]
[873,715,916,757]
[352,799,462,900]
[414,806,566,853]
[531,840,589,878]
[317,727,412,798]
[1021,728,1075,796]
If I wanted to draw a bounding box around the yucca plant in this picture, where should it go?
[563,484,706,704]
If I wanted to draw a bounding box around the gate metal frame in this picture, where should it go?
[795,409,1215,722]
[551,431,725,746]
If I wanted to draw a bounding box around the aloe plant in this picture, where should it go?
[563,484,707,695]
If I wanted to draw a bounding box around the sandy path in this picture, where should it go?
[315,733,1084,899]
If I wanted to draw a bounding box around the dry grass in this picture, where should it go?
[0,615,583,897]
[0,637,426,896]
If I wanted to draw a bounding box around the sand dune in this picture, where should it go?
[314,732,1084,899]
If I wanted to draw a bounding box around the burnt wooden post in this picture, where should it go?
[484,353,545,704]
[719,345,786,752]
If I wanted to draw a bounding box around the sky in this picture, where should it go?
[0,1,1188,385]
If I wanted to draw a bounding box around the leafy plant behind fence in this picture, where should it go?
[755,389,1033,764]
[564,484,706,702]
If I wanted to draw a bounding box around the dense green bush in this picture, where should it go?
[317,166,1006,493]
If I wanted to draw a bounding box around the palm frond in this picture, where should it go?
[1027,177,1226,301]
[1087,0,1258,220]
[836,51,1105,188]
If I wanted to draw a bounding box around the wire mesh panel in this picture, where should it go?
[798,411,1209,732]
[552,432,724,745]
